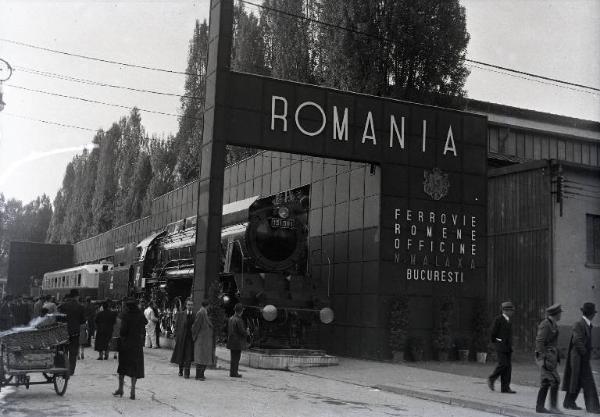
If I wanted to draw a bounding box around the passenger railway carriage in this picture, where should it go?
[42,264,112,301]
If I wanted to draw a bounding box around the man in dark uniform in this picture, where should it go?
[170,298,195,378]
[535,303,562,414]
[562,302,600,413]
[227,303,248,378]
[488,301,516,393]
[58,289,86,375]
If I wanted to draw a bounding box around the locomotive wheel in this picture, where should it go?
[53,374,68,396]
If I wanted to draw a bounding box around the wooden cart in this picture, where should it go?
[0,323,70,396]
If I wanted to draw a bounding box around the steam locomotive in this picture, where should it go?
[97,184,333,348]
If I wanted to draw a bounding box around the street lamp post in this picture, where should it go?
[0,57,13,111]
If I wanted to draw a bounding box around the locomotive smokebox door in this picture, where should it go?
[245,185,310,274]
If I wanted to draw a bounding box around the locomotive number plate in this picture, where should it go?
[270,218,295,229]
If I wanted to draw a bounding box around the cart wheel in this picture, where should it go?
[53,374,68,396]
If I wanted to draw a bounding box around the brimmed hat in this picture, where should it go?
[501,301,515,311]
[546,303,562,316]
[581,302,597,316]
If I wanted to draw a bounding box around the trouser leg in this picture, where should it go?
[500,352,512,390]
[536,381,550,410]
[68,337,79,375]
[563,391,579,407]
[549,383,559,409]
[230,350,241,376]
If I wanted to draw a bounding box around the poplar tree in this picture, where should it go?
[91,126,119,235]
[174,20,208,185]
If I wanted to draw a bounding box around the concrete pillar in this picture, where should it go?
[192,0,233,304]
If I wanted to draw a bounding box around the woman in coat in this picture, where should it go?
[114,298,146,400]
[95,300,117,360]
[192,301,214,380]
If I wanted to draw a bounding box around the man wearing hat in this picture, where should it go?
[488,301,516,393]
[562,302,600,413]
[534,303,562,413]
[227,303,248,378]
[58,289,86,375]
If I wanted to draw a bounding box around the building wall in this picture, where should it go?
[553,166,600,324]
[487,162,552,350]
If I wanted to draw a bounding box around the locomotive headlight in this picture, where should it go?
[222,295,230,304]
[278,206,290,219]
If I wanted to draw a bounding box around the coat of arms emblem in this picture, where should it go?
[423,168,449,200]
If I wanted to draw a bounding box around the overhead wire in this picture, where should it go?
[239,0,600,94]
[0,37,201,77]
[14,65,201,100]
[2,112,97,132]
[5,83,203,121]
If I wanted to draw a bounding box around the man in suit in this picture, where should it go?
[562,302,600,413]
[488,301,516,393]
[170,298,195,378]
[535,303,562,414]
[227,303,248,378]
[58,289,86,375]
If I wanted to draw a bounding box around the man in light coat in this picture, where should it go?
[562,302,600,413]
[192,300,214,380]
[144,302,159,348]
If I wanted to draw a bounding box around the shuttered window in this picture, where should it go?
[587,214,600,266]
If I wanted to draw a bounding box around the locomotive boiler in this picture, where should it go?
[122,184,332,349]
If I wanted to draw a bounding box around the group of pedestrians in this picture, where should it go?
[170,298,247,380]
[487,301,599,414]
[0,294,57,330]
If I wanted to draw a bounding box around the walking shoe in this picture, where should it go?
[501,389,516,394]
[563,403,582,410]
[535,406,550,413]
[230,374,242,378]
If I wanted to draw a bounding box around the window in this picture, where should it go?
[78,274,82,286]
[587,214,600,266]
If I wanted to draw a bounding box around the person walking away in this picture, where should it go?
[33,296,44,318]
[114,297,146,400]
[192,300,214,380]
[488,301,516,393]
[227,303,248,378]
[84,297,96,347]
[144,302,158,348]
[170,298,195,378]
[95,300,117,360]
[0,296,14,330]
[535,303,562,413]
[109,301,125,360]
[562,302,600,413]
[78,318,88,360]
[153,303,161,348]
[58,289,86,375]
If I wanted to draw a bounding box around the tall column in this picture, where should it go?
[192,0,233,303]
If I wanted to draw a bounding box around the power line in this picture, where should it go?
[15,66,201,100]
[0,37,200,78]
[5,83,202,120]
[2,112,97,132]
[240,0,600,94]
[466,63,600,97]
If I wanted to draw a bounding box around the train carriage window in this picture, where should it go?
[78,274,82,286]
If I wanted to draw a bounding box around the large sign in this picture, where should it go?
[224,71,487,289]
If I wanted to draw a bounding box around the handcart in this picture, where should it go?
[0,322,70,396]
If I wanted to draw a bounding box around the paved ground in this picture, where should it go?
[0,347,500,417]
[2,346,598,417]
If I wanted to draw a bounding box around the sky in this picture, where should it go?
[0,0,599,204]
